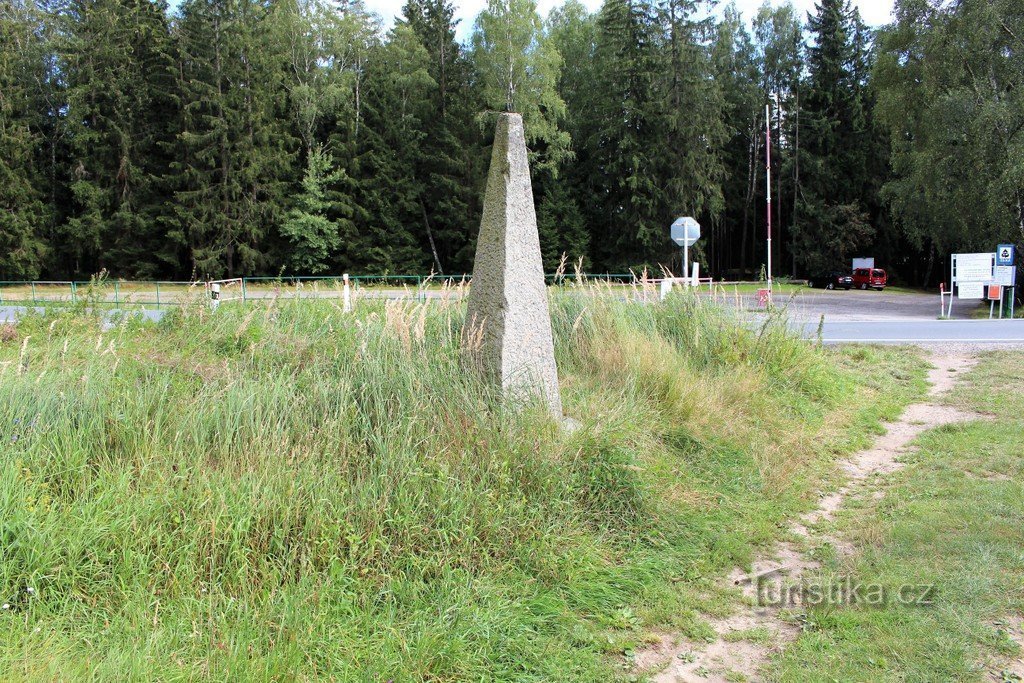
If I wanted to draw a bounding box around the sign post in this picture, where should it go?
[996,244,1016,318]
[949,252,995,317]
[670,217,701,286]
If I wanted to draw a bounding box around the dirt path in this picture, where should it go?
[635,352,980,683]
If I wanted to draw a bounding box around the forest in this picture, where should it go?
[0,0,1021,286]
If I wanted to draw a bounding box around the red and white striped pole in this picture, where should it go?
[766,100,773,294]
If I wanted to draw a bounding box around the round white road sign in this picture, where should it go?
[671,217,700,247]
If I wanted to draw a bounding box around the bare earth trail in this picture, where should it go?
[635,352,983,682]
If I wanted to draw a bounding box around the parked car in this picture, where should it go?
[807,271,853,290]
[852,268,887,290]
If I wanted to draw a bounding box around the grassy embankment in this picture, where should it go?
[774,351,1024,682]
[0,284,923,680]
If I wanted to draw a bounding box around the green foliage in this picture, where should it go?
[794,0,876,272]
[875,0,1024,288]
[471,0,570,171]
[55,0,179,278]
[0,0,1008,290]
[537,179,589,270]
[0,0,49,280]
[173,0,297,278]
[281,146,342,273]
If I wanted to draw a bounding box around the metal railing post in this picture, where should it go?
[156,282,161,310]
[71,281,77,304]
[114,281,120,307]
[31,282,36,305]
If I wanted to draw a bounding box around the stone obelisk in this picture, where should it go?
[463,113,562,418]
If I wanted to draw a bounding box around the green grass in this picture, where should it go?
[0,288,924,681]
[772,351,1024,682]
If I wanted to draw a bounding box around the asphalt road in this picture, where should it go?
[726,288,968,322]
[802,319,1024,345]
[3,288,1022,346]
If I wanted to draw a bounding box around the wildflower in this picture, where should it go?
[1,604,9,610]
[26,587,34,595]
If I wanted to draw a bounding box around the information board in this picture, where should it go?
[952,253,994,283]
[993,265,1017,287]
[957,282,985,300]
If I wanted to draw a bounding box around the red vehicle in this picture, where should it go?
[852,268,887,290]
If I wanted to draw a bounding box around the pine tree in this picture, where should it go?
[343,21,435,273]
[589,0,668,268]
[711,4,760,277]
[281,145,342,273]
[403,0,481,273]
[658,0,726,275]
[794,0,873,272]
[752,2,803,277]
[0,0,49,280]
[536,180,587,271]
[172,0,297,278]
[53,0,179,278]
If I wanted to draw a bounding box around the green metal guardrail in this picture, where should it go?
[0,280,199,309]
[0,273,639,309]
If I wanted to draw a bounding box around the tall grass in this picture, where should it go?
[0,287,922,681]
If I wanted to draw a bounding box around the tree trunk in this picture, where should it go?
[421,200,445,274]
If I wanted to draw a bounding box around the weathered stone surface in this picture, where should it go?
[464,113,562,417]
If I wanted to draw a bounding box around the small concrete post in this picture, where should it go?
[464,113,562,417]
[342,273,352,313]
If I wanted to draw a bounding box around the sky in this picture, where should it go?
[357,0,897,40]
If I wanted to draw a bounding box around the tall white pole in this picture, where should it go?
[683,241,689,287]
[766,101,773,291]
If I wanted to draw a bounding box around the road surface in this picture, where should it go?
[800,319,1024,345]
[4,294,1023,346]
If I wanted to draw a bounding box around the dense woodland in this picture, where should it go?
[0,0,1022,286]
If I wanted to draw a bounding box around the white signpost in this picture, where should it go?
[995,244,1016,318]
[670,217,700,286]
[948,252,994,317]
[948,250,1017,318]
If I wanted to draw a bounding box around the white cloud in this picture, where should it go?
[360,0,895,40]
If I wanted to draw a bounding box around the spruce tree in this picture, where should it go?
[172,0,297,278]
[55,0,178,278]
[403,0,481,273]
[0,0,49,280]
[281,145,342,273]
[343,21,435,273]
[794,0,873,272]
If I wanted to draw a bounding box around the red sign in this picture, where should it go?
[987,284,1002,301]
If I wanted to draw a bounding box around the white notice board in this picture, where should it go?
[953,253,995,283]
[993,265,1017,287]
[957,282,985,300]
